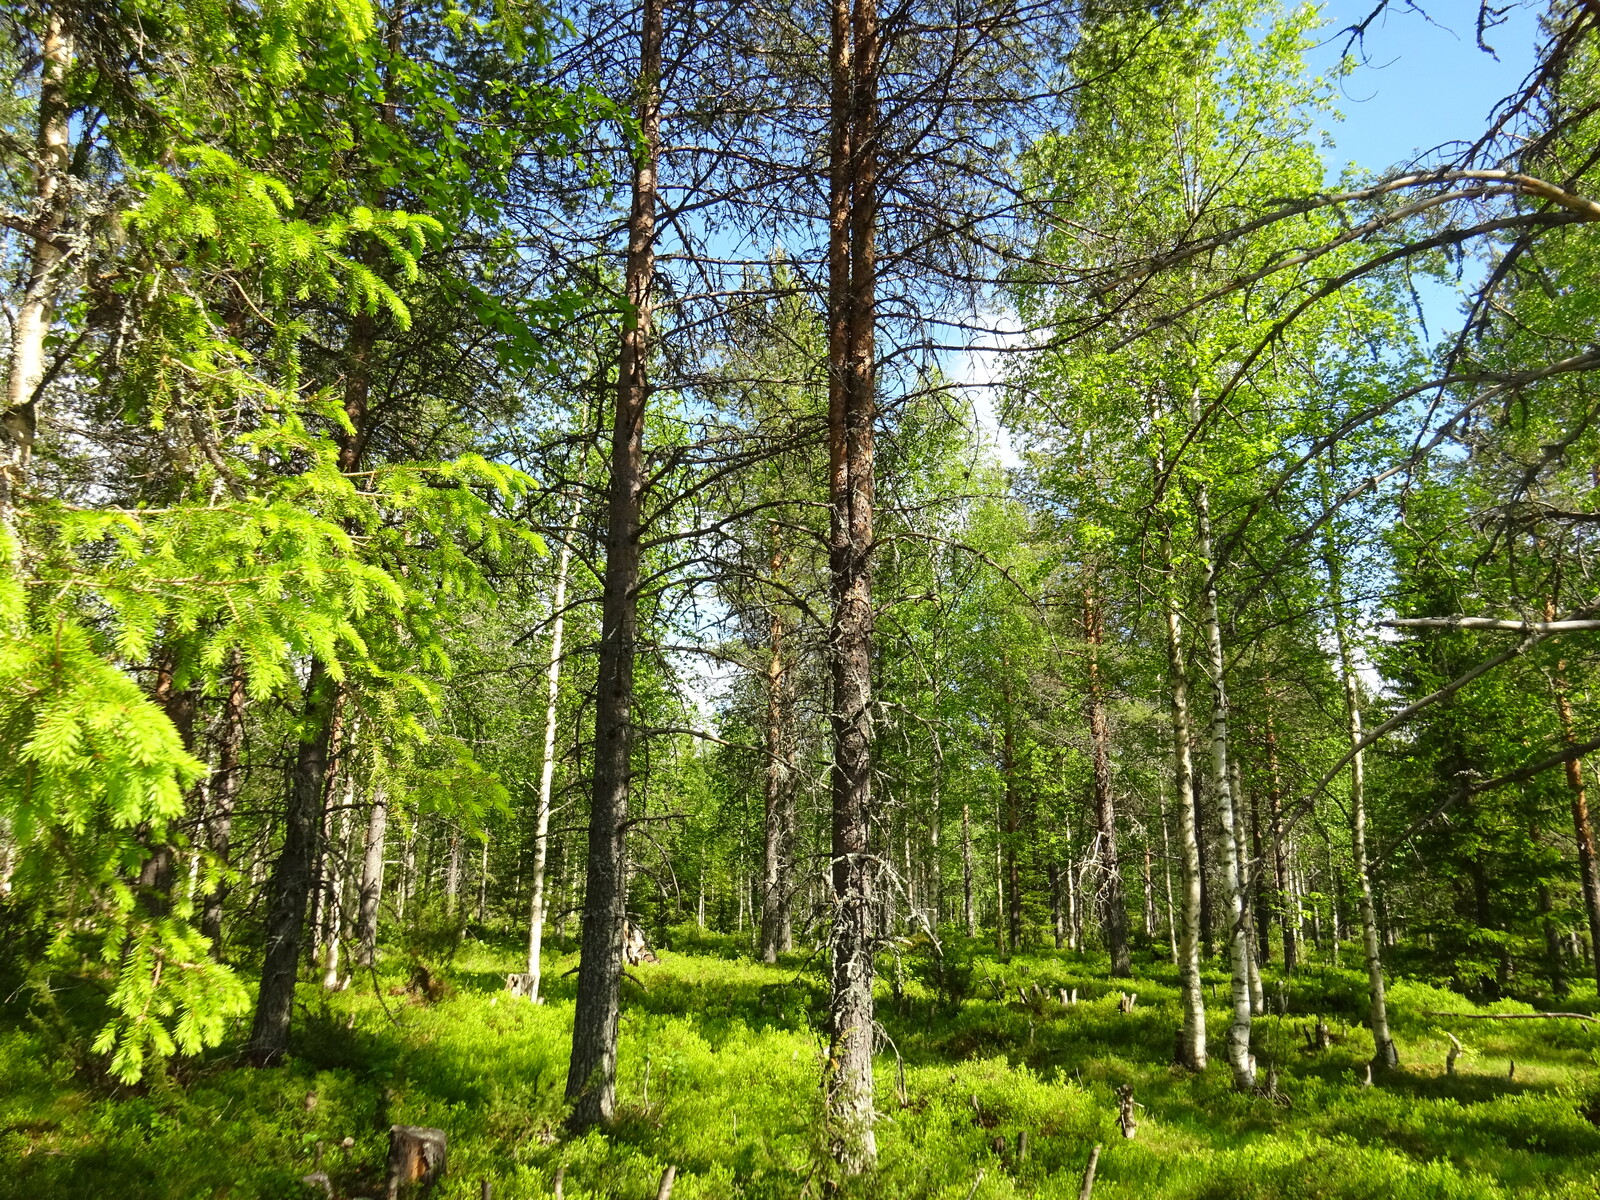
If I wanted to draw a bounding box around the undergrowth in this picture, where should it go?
[3,931,1599,1199]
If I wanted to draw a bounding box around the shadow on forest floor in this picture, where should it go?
[4,930,1600,1200]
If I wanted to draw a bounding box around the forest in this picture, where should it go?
[4,0,1600,1195]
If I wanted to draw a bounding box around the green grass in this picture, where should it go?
[4,933,1600,1199]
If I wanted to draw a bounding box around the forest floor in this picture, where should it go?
[4,930,1600,1199]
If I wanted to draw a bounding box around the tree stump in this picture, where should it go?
[1446,1033,1462,1076]
[506,973,535,1000]
[1116,1085,1137,1139]
[386,1125,447,1199]
[623,920,659,965]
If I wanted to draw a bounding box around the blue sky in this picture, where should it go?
[1308,0,1541,174]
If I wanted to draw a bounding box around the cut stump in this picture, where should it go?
[387,1124,447,1199]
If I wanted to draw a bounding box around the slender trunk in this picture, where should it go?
[566,0,660,1128]
[201,652,247,955]
[1546,598,1600,995]
[399,826,416,921]
[1195,764,1213,960]
[929,740,943,926]
[308,675,349,971]
[1326,543,1397,1070]
[1539,881,1567,998]
[761,554,792,962]
[526,488,578,999]
[1143,840,1155,940]
[1,13,72,545]
[322,774,356,987]
[1193,483,1254,1089]
[1159,788,1178,965]
[1265,708,1296,972]
[1084,581,1132,976]
[356,783,388,967]
[1323,837,1339,964]
[477,835,490,925]
[1250,775,1269,965]
[961,802,975,936]
[1049,862,1065,950]
[1001,671,1023,953]
[1231,755,1263,1015]
[1161,517,1207,1071]
[444,828,462,916]
[249,660,335,1063]
[1065,807,1080,950]
[994,811,1006,954]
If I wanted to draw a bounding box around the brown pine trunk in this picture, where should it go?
[824,0,880,1167]
[565,0,660,1129]
[1084,580,1132,976]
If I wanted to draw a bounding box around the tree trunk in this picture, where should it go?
[1250,774,1269,966]
[201,652,247,955]
[1230,755,1264,1015]
[1193,483,1255,1089]
[1546,599,1600,996]
[993,812,1006,954]
[1,12,72,544]
[321,774,356,988]
[249,660,335,1063]
[1159,787,1178,965]
[565,0,660,1128]
[824,0,880,1164]
[1049,863,1065,950]
[1084,580,1132,976]
[442,826,461,917]
[356,783,388,968]
[526,486,579,1000]
[1326,546,1398,1070]
[1065,807,1081,951]
[1001,670,1023,954]
[1265,707,1296,972]
[761,556,793,962]
[1161,516,1207,1072]
[961,802,975,936]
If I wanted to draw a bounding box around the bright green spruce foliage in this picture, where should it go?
[0,0,570,1083]
[3,938,1599,1199]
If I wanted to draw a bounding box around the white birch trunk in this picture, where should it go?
[526,487,580,999]
[1,14,72,547]
[1160,787,1179,965]
[1230,755,1264,1014]
[1331,586,1398,1069]
[1162,520,1207,1071]
[1194,484,1254,1088]
[356,784,388,967]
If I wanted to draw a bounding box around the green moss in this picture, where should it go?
[2,943,1598,1198]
